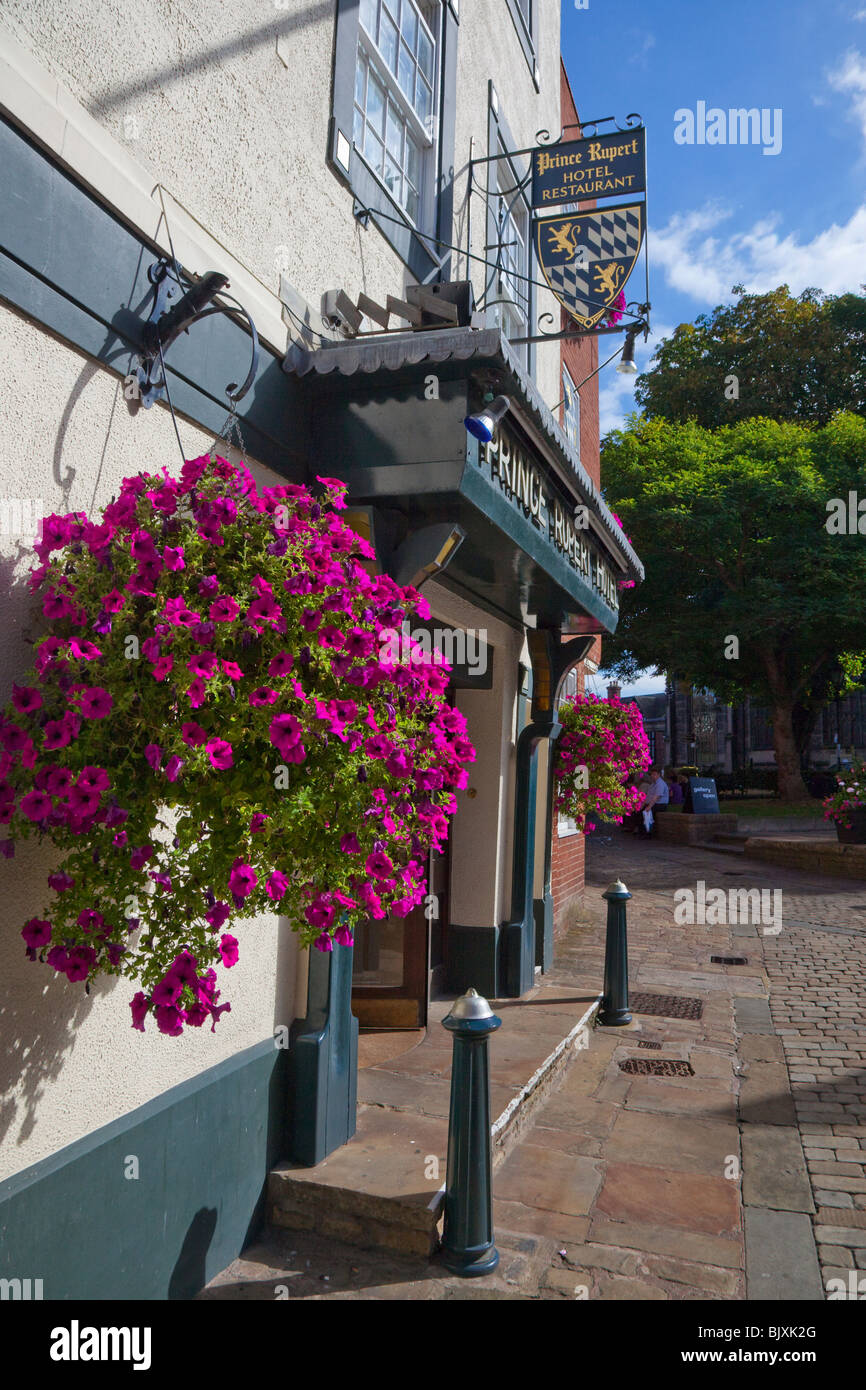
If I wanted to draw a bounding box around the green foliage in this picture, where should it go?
[600,412,866,713]
[634,286,866,428]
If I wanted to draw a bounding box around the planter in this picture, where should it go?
[834,809,866,844]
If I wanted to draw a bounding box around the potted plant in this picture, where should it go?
[553,690,651,834]
[822,760,866,843]
[1,455,475,1036]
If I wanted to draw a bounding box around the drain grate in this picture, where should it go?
[711,955,748,965]
[630,992,704,1020]
[637,1040,662,1050]
[619,1058,695,1077]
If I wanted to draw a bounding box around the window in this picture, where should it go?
[556,668,580,836]
[561,365,580,457]
[491,136,531,370]
[504,0,538,80]
[354,0,439,228]
[329,0,456,280]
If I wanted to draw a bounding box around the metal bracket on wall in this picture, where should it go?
[136,257,260,409]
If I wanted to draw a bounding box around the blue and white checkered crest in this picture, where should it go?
[534,204,644,329]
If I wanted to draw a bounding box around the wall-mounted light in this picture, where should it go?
[464,394,511,444]
[616,329,639,375]
[390,522,466,588]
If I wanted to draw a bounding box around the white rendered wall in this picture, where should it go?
[0,305,299,1180]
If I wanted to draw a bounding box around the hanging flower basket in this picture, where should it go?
[1,455,475,1036]
[553,691,651,834]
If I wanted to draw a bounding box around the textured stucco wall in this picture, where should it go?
[0,1,561,402]
[0,304,299,1180]
[0,0,564,1175]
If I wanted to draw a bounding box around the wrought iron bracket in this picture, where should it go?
[136,257,260,410]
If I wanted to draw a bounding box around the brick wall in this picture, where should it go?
[551,657,586,937]
[550,63,606,938]
[559,60,600,491]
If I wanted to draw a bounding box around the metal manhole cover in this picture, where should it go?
[711,955,748,965]
[630,992,704,1020]
[619,1058,695,1077]
[637,1040,662,1049]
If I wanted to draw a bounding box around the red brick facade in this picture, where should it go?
[550,63,605,935]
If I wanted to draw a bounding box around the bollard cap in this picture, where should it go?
[602,878,631,900]
[449,987,495,1020]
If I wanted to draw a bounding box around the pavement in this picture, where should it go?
[200,823,866,1301]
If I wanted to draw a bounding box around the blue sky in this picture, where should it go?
[560,0,866,695]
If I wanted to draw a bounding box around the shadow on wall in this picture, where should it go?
[169,1206,218,1301]
[0,549,103,1152]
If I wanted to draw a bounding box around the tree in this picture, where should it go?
[600,413,866,799]
[635,286,866,428]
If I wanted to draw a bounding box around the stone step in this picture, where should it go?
[267,994,600,1257]
[695,839,746,856]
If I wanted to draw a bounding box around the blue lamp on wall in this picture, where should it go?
[464,394,511,444]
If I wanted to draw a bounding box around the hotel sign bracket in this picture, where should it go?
[466,113,649,345]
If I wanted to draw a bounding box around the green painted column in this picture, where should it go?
[599,879,632,1026]
[501,716,560,996]
[441,989,502,1276]
[285,943,358,1165]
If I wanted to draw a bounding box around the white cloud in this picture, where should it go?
[828,49,866,147]
[650,201,866,304]
[854,9,866,20]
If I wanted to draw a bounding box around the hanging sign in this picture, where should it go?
[533,203,645,329]
[531,129,646,207]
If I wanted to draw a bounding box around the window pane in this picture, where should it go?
[383,155,402,201]
[417,28,433,80]
[398,41,414,99]
[405,183,419,222]
[385,104,403,160]
[415,74,432,126]
[359,0,377,37]
[406,132,421,188]
[380,11,398,71]
[403,4,418,51]
[353,107,364,149]
[354,60,366,109]
[367,71,386,134]
[365,128,384,173]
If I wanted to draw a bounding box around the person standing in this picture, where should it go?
[643,766,670,835]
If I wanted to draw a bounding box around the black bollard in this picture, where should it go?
[599,879,632,1025]
[440,988,502,1276]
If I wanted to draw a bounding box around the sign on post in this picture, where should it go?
[684,778,720,814]
[531,129,646,208]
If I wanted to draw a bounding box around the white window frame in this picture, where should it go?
[561,364,581,458]
[556,668,582,837]
[354,0,442,234]
[491,135,531,368]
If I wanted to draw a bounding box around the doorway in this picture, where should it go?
[351,835,450,1029]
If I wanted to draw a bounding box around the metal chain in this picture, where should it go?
[210,393,247,463]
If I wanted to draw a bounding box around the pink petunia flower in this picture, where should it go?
[206,739,233,770]
[210,596,240,623]
[266,870,289,900]
[77,687,113,719]
[182,722,208,746]
[228,861,257,899]
[219,934,239,968]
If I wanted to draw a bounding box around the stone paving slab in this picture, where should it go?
[745,1207,825,1300]
[204,828,865,1299]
